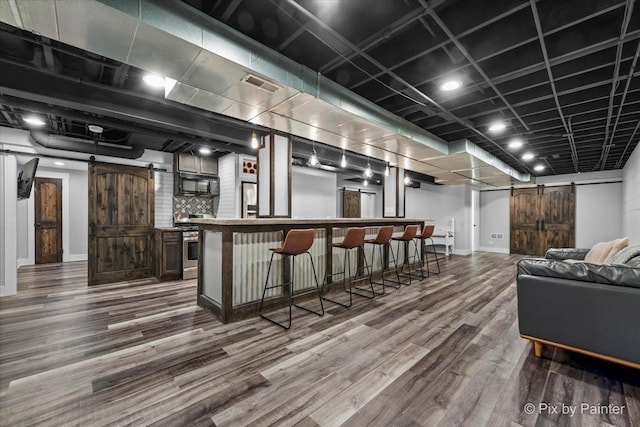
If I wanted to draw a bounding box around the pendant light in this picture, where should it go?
[404,175,411,185]
[309,141,318,166]
[363,179,368,186]
[341,149,347,168]
[364,157,373,178]
[251,131,259,149]
[384,162,390,176]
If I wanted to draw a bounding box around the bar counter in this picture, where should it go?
[192,218,430,323]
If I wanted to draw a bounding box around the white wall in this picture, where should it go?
[405,183,472,254]
[292,166,337,218]
[1,154,18,296]
[336,176,383,218]
[623,144,640,245]
[575,183,622,247]
[479,190,510,253]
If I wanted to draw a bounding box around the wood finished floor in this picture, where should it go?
[1,253,638,427]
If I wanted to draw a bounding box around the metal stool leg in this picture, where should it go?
[429,237,441,274]
[259,252,292,330]
[293,252,325,316]
[321,247,353,308]
[347,246,375,299]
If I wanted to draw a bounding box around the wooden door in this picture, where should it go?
[343,190,361,218]
[34,178,63,264]
[539,186,575,254]
[88,163,154,285]
[510,187,540,256]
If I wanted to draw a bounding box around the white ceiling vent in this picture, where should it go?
[243,74,280,93]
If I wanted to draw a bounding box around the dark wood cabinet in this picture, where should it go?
[154,229,182,281]
[175,153,218,176]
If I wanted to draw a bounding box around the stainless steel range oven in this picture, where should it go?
[182,230,199,280]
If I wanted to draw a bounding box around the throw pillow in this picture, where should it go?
[604,237,629,263]
[584,238,629,264]
[585,241,614,263]
[608,244,640,265]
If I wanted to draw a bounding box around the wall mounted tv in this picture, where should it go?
[17,158,39,200]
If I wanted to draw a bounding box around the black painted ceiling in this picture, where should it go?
[183,0,640,175]
[1,0,639,178]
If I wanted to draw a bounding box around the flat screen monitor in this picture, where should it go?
[17,158,39,200]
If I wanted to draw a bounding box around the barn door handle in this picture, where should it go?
[536,220,539,231]
[541,220,545,231]
[89,223,96,238]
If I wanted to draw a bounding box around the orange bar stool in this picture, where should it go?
[321,227,374,308]
[364,225,401,294]
[415,224,441,277]
[391,224,424,285]
[258,229,324,330]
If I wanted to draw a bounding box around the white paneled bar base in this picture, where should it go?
[194,218,429,323]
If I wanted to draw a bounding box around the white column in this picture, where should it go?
[1,154,18,296]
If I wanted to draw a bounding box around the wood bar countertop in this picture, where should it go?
[191,217,433,227]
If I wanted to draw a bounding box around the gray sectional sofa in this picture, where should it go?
[516,246,640,368]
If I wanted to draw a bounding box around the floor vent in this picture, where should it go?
[243,74,280,93]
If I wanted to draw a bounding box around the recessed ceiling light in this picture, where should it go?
[88,124,103,134]
[199,147,212,155]
[534,164,545,172]
[143,73,165,88]
[488,121,507,133]
[54,161,64,166]
[23,116,46,126]
[522,152,535,161]
[440,80,462,91]
[508,138,523,150]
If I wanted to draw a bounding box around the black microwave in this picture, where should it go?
[176,174,219,196]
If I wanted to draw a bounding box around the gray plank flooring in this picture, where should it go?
[0,253,638,426]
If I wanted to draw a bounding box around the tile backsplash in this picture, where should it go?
[173,195,214,215]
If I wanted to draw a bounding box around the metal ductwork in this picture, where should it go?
[30,131,145,159]
[2,0,531,187]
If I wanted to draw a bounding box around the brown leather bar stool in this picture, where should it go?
[415,224,441,277]
[259,229,324,330]
[321,227,374,308]
[364,225,401,294]
[391,224,424,285]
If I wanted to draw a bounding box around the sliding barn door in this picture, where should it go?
[540,186,575,253]
[510,187,540,256]
[34,177,63,264]
[88,163,154,285]
[510,186,575,257]
[342,190,361,218]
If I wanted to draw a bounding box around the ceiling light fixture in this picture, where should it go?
[522,152,535,161]
[54,161,64,166]
[143,73,165,88]
[23,116,45,126]
[440,80,462,91]
[309,141,318,166]
[534,164,545,172]
[88,124,103,134]
[488,121,506,133]
[363,179,368,187]
[199,147,212,155]
[384,162,390,176]
[341,149,347,168]
[508,138,523,150]
[404,175,411,185]
[251,131,259,149]
[364,158,373,178]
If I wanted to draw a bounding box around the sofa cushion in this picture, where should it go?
[584,237,628,263]
[608,244,640,265]
[517,258,640,288]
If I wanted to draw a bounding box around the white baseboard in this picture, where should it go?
[17,258,30,268]
[454,249,472,256]
[67,254,88,262]
[478,246,510,254]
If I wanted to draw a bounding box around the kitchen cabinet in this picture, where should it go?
[154,229,182,281]
[175,153,218,176]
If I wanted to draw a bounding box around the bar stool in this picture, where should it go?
[259,229,324,330]
[321,227,374,308]
[415,224,441,277]
[364,225,401,294]
[391,224,424,285]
